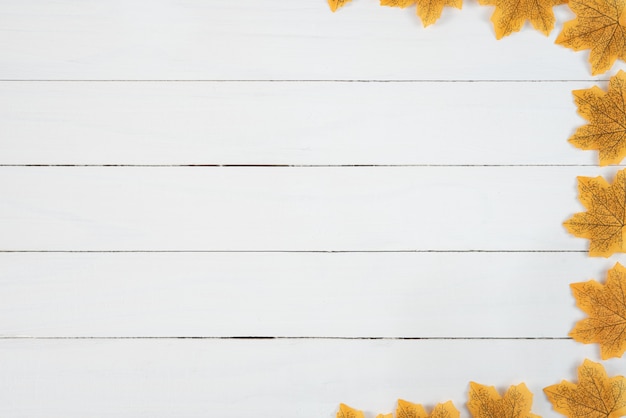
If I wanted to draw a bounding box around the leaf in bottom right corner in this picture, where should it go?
[544,359,626,418]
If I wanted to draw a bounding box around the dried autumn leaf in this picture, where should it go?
[555,0,626,75]
[377,415,393,418]
[467,382,540,418]
[544,359,626,418]
[338,404,365,418]
[380,0,462,27]
[569,71,626,166]
[564,169,626,257]
[478,0,566,38]
[329,0,353,11]
[570,262,626,359]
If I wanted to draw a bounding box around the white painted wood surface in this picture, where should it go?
[0,81,598,165]
[0,252,612,338]
[0,166,619,251]
[2,0,626,417]
[0,339,619,417]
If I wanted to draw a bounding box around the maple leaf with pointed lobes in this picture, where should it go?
[564,169,626,257]
[337,404,365,418]
[544,359,626,418]
[397,399,460,418]
[467,382,540,418]
[380,0,462,27]
[556,0,626,75]
[478,0,566,39]
[569,71,626,166]
[570,262,626,359]
[329,0,353,11]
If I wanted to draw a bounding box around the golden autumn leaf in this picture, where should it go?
[329,0,353,11]
[478,0,566,39]
[467,382,540,418]
[377,415,394,418]
[380,0,462,27]
[569,71,626,166]
[544,359,626,418]
[570,262,626,359]
[395,399,460,418]
[564,169,626,257]
[556,0,626,75]
[338,404,365,418]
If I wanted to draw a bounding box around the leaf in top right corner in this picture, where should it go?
[467,382,540,418]
[544,359,626,418]
[570,262,626,359]
[569,71,626,166]
[478,0,566,39]
[556,0,626,75]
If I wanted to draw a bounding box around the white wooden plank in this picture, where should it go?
[0,252,614,337]
[0,1,623,81]
[0,166,618,251]
[0,81,596,166]
[0,339,619,417]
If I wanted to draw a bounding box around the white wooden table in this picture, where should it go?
[1,1,625,416]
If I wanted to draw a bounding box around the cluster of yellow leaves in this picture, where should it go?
[568,71,626,166]
[340,363,626,418]
[545,359,626,418]
[339,384,538,418]
[328,0,626,73]
[564,168,626,257]
[570,262,626,359]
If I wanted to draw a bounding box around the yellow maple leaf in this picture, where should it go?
[397,399,460,418]
[380,0,462,27]
[329,0,353,11]
[477,0,566,39]
[569,71,626,166]
[544,359,626,418]
[377,415,393,418]
[338,404,365,418]
[556,0,626,75]
[467,382,540,418]
[570,262,626,359]
[564,169,626,257]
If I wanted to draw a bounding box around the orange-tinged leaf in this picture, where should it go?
[329,0,353,11]
[467,382,540,418]
[397,399,460,418]
[380,0,462,27]
[338,404,365,418]
[377,415,393,418]
[570,262,626,359]
[478,0,566,39]
[544,359,626,418]
[569,71,626,166]
[555,0,626,75]
[564,169,626,257]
